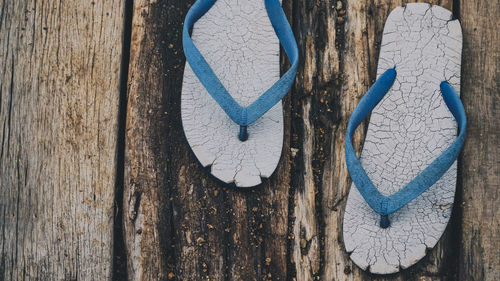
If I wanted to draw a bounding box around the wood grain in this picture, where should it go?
[0,0,124,280]
[122,0,185,279]
[458,0,500,280]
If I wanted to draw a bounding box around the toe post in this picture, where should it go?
[239,126,249,142]
[380,214,391,229]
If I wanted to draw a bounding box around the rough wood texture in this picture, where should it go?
[0,0,124,280]
[124,0,481,280]
[457,1,500,280]
[124,0,292,279]
[122,0,179,279]
[2,0,498,280]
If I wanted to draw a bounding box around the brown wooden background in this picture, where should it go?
[1,0,498,280]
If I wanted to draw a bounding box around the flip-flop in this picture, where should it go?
[181,0,298,188]
[343,3,466,274]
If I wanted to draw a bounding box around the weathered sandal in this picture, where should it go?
[343,3,466,273]
[182,0,298,188]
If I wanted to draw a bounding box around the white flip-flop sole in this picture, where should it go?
[343,3,462,274]
[181,0,283,188]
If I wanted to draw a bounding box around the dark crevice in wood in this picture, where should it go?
[284,2,298,280]
[286,173,297,281]
[0,206,5,281]
[130,191,142,223]
[360,0,377,152]
[365,1,381,86]
[0,109,5,161]
[6,59,14,157]
[286,53,303,281]
[0,0,6,29]
[452,0,460,20]
[365,2,374,79]
[112,0,134,280]
[449,155,465,281]
[13,159,20,281]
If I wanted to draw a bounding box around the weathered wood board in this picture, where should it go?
[457,1,499,280]
[0,0,124,280]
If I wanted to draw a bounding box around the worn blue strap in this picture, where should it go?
[183,0,299,140]
[345,68,467,228]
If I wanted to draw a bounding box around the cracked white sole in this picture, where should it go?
[343,3,462,274]
[181,0,284,187]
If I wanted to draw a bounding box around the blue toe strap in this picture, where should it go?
[183,0,299,134]
[345,68,467,228]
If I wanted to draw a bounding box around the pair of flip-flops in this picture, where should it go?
[181,0,466,274]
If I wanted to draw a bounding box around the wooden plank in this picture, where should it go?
[0,0,124,280]
[124,0,293,280]
[290,0,456,280]
[122,0,183,279]
[457,1,500,280]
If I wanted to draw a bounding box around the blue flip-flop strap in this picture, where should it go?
[345,68,467,227]
[182,0,299,126]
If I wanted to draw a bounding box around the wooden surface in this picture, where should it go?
[457,0,499,280]
[0,0,124,280]
[1,0,498,280]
